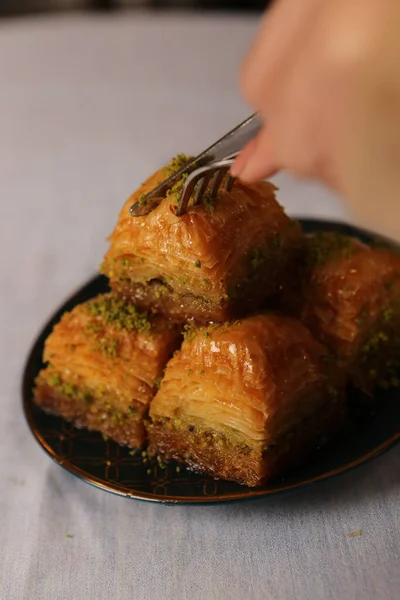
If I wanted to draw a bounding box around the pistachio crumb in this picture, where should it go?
[203,193,215,213]
[306,233,355,268]
[183,324,197,341]
[345,530,361,538]
[86,295,151,334]
[166,153,193,177]
[93,337,118,359]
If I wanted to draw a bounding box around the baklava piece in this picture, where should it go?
[34,294,181,448]
[147,314,345,487]
[297,232,400,393]
[101,154,303,324]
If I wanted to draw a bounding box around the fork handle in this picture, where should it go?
[205,115,262,163]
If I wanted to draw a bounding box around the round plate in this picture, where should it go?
[22,219,400,504]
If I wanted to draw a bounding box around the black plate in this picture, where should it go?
[22,219,400,504]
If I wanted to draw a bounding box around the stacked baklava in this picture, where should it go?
[34,155,400,487]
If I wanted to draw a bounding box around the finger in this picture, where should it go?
[231,128,279,183]
[230,137,258,178]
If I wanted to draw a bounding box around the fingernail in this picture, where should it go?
[230,155,247,178]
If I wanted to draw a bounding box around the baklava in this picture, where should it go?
[34,294,181,448]
[147,314,345,487]
[101,155,303,323]
[297,232,400,392]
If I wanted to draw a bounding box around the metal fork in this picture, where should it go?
[129,113,262,218]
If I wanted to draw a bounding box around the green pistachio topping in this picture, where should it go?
[183,323,197,341]
[46,372,92,404]
[249,247,266,270]
[166,153,193,177]
[203,193,215,213]
[166,172,189,201]
[93,338,118,358]
[306,233,355,268]
[137,193,148,208]
[86,295,151,334]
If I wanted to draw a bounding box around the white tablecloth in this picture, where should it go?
[1,13,399,600]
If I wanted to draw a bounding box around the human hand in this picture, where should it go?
[232,0,400,238]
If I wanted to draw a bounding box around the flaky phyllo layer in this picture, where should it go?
[101,155,303,322]
[295,232,400,392]
[148,314,345,486]
[34,294,181,447]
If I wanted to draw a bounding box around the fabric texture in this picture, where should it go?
[1,14,399,600]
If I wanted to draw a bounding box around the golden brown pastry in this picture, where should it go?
[147,314,345,487]
[34,294,181,448]
[101,154,303,324]
[295,232,400,393]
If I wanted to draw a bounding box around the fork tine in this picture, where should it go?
[225,175,235,193]
[209,168,226,200]
[176,159,237,216]
[193,175,210,205]
[177,170,214,216]
[177,176,199,216]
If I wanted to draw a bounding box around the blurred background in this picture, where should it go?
[0,0,268,16]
